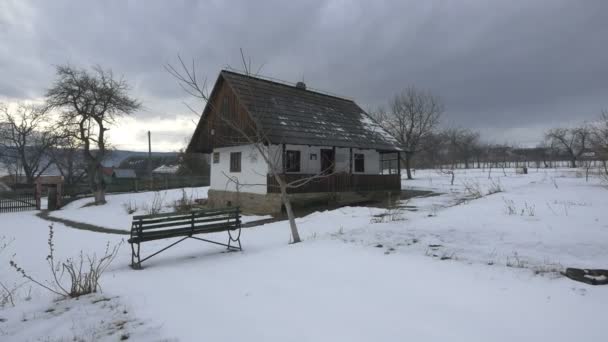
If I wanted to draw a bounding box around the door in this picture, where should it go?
[320,149,335,174]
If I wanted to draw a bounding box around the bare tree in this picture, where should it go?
[545,126,591,168]
[46,65,141,204]
[373,87,443,179]
[591,110,608,174]
[444,128,480,169]
[0,103,59,184]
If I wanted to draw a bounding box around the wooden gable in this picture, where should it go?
[187,74,258,153]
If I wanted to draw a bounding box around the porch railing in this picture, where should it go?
[267,173,401,194]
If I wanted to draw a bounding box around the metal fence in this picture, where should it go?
[0,189,37,213]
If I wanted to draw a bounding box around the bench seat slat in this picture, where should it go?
[128,222,239,243]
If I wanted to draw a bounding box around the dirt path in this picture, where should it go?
[37,211,129,235]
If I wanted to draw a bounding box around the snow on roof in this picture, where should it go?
[153,164,180,174]
[220,70,402,151]
[112,169,137,178]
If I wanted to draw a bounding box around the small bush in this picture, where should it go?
[506,252,527,268]
[122,200,138,215]
[10,225,122,299]
[462,179,482,199]
[503,198,535,216]
[142,192,165,215]
[173,189,197,213]
[486,179,503,195]
[1,235,19,308]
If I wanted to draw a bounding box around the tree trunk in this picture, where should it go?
[405,152,413,180]
[281,191,301,244]
[276,175,301,243]
[88,163,106,204]
[570,158,577,168]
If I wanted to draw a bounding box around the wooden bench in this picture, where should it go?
[128,207,242,269]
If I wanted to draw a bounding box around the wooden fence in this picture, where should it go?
[0,189,37,213]
[267,173,401,194]
[61,175,211,202]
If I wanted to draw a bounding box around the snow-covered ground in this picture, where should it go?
[49,187,270,231]
[1,168,607,341]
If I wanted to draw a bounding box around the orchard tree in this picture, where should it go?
[46,65,141,204]
[591,110,608,173]
[445,128,480,169]
[545,126,590,168]
[373,87,443,179]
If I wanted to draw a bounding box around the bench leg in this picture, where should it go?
[130,242,142,269]
[227,227,242,251]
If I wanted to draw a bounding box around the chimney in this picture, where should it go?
[295,81,306,90]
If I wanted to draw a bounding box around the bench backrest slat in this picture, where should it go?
[130,207,240,240]
[137,215,237,231]
[133,208,238,221]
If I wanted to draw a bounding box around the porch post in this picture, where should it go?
[349,148,353,175]
[282,143,286,175]
[397,152,401,177]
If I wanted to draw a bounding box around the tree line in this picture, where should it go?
[372,88,608,176]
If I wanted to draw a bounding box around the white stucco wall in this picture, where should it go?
[267,144,381,175]
[210,144,268,194]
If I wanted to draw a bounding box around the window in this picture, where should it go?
[230,152,241,172]
[284,150,301,172]
[354,153,365,172]
[213,152,220,164]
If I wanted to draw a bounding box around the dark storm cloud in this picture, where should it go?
[1,0,607,145]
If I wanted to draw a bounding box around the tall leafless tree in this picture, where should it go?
[0,103,59,184]
[545,126,591,168]
[46,65,141,204]
[373,87,443,179]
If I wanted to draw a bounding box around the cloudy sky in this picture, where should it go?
[1,0,607,151]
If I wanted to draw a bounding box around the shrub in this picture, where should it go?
[141,191,165,215]
[1,235,18,308]
[10,225,122,299]
[122,200,138,215]
[503,198,535,216]
[462,179,482,199]
[486,179,503,195]
[173,189,197,213]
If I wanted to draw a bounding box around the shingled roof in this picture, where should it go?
[190,70,401,152]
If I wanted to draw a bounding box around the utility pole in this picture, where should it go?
[147,130,152,178]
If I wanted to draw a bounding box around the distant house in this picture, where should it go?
[119,155,179,177]
[102,167,137,183]
[187,70,402,214]
[152,164,180,175]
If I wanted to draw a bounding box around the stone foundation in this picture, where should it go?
[207,189,400,215]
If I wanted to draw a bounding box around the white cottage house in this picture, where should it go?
[187,70,402,214]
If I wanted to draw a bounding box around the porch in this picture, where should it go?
[267,173,401,194]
